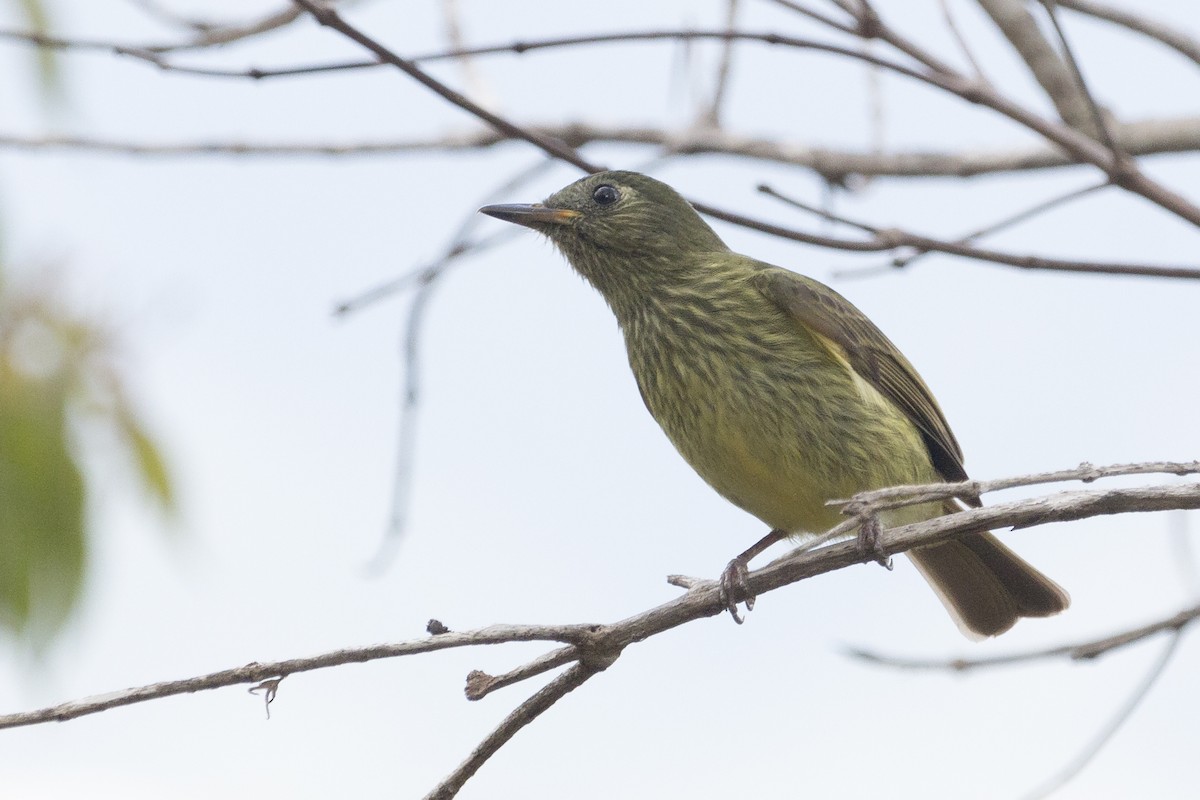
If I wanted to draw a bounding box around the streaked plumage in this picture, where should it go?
[481,170,1068,638]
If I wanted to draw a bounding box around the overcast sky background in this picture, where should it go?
[1,1,1198,798]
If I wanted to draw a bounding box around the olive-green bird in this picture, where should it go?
[480,170,1068,638]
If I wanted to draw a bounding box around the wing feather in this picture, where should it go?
[753,267,975,499]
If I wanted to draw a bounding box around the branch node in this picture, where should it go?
[854,5,885,40]
[873,227,906,249]
[299,0,339,28]
[465,670,496,701]
[667,574,708,590]
[575,626,623,672]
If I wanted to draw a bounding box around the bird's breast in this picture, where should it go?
[620,288,934,535]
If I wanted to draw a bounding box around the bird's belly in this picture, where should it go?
[682,422,844,533]
[632,334,938,536]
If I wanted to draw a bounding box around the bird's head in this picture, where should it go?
[480,171,728,299]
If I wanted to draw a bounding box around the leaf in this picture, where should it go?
[114,402,175,514]
[0,369,85,649]
[16,0,61,101]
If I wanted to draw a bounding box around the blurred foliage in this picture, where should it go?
[15,0,60,98]
[0,280,175,653]
[0,0,173,654]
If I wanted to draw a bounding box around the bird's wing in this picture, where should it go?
[753,266,974,496]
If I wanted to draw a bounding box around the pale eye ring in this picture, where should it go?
[592,184,620,206]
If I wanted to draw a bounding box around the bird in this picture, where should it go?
[480,170,1069,638]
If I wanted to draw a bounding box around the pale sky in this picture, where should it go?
[1,1,1198,798]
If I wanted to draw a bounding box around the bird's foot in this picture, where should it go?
[717,528,787,623]
[719,557,754,624]
[856,516,893,570]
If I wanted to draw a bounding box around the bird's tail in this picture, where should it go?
[908,503,1069,639]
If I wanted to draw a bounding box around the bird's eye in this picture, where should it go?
[592,185,620,206]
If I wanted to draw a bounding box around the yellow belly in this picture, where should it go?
[626,299,938,535]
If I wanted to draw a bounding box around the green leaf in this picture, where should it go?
[16,0,61,101]
[0,370,85,650]
[114,402,175,514]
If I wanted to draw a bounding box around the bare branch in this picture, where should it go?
[4,116,1200,177]
[1023,631,1185,799]
[289,0,600,174]
[147,5,307,53]
[977,0,1100,134]
[7,18,1200,222]
[939,0,991,81]
[1037,1,1119,152]
[29,12,1182,223]
[828,0,962,76]
[0,7,307,56]
[166,13,1200,226]
[343,159,558,572]
[699,0,741,128]
[438,0,490,106]
[831,460,1200,517]
[880,178,1109,272]
[757,183,1200,280]
[0,622,602,730]
[2,463,1196,798]
[465,648,578,701]
[792,461,1200,560]
[0,115,1167,172]
[848,602,1200,670]
[425,663,601,800]
[765,0,857,34]
[3,467,1197,733]
[3,128,1195,279]
[1058,0,1200,69]
[848,605,1193,798]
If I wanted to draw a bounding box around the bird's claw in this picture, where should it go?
[719,557,754,623]
[856,516,893,570]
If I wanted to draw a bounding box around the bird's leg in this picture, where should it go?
[719,529,786,623]
[856,515,893,571]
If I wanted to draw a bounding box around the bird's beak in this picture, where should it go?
[479,203,580,228]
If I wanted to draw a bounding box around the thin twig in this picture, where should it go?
[828,0,961,76]
[840,178,1111,276]
[348,159,558,573]
[439,0,490,106]
[424,663,600,800]
[21,13,1192,225]
[2,115,1198,176]
[699,0,741,128]
[0,621,604,730]
[756,183,1199,279]
[1058,0,1200,68]
[332,231,517,318]
[846,602,1200,670]
[290,0,600,174]
[887,178,1110,270]
[977,0,1098,133]
[3,470,1197,733]
[465,648,578,701]
[149,5,307,52]
[938,0,990,82]
[1038,0,1119,152]
[0,131,1191,278]
[764,0,857,34]
[1021,630,1186,800]
[9,18,1200,223]
[2,473,1197,798]
[831,460,1200,516]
